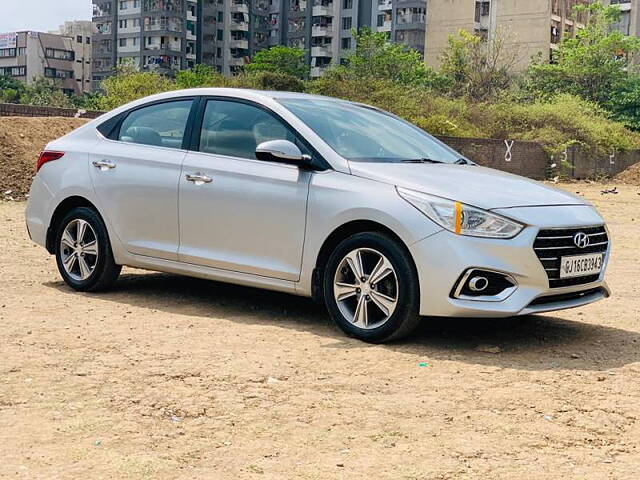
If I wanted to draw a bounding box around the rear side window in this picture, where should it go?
[199,100,299,160]
[118,100,193,149]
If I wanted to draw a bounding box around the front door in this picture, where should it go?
[89,99,194,260]
[178,99,312,281]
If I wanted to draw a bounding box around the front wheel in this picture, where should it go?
[323,232,421,343]
[54,206,121,292]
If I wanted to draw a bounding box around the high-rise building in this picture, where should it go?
[92,0,427,84]
[425,0,596,71]
[607,0,640,36]
[52,21,94,94]
[0,31,84,95]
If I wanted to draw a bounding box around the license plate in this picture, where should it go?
[559,253,604,279]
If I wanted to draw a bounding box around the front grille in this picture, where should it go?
[533,226,608,288]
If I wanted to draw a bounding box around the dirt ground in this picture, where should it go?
[1,182,639,479]
[0,117,88,201]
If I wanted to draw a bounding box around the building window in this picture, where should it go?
[17,47,26,55]
[133,37,140,46]
[0,66,26,77]
[134,0,141,6]
[342,17,352,29]
[218,11,224,22]
[343,0,352,8]
[217,29,223,40]
[133,18,141,27]
[77,35,83,43]
[45,68,73,79]
[119,38,127,47]
[377,14,384,26]
[0,48,16,57]
[341,37,351,49]
[119,19,128,28]
[120,0,128,9]
[45,48,75,61]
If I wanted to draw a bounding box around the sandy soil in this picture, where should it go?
[0,117,88,201]
[1,183,639,479]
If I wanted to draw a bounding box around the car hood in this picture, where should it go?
[349,163,587,210]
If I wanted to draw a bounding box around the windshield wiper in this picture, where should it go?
[454,158,472,165]
[401,158,446,164]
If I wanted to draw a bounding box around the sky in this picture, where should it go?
[0,0,92,34]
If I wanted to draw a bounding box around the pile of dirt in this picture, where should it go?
[0,116,88,201]
[615,162,640,186]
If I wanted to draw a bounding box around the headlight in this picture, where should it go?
[397,187,524,239]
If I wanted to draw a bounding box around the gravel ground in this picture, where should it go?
[1,182,639,479]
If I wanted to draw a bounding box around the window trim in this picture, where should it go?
[189,96,330,171]
[97,97,198,151]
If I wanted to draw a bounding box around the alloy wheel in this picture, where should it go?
[333,248,399,329]
[59,219,99,281]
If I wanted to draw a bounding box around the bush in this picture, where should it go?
[483,94,640,154]
[229,71,305,92]
[95,64,176,110]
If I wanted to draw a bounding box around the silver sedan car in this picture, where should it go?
[26,89,611,342]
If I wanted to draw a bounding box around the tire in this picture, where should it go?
[323,231,421,343]
[54,206,121,292]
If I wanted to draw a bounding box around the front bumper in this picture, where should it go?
[410,205,611,318]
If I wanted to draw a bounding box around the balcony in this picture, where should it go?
[187,31,197,40]
[230,20,249,31]
[311,45,332,57]
[312,1,333,16]
[231,0,249,13]
[312,25,333,36]
[378,20,391,32]
[230,38,249,49]
[229,56,248,66]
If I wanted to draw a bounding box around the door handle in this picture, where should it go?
[92,160,116,171]
[185,172,213,184]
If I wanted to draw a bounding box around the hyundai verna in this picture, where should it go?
[25,89,611,343]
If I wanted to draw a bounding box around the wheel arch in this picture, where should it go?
[311,220,420,302]
[45,196,101,254]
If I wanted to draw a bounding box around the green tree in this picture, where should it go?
[244,46,309,79]
[94,63,176,110]
[0,75,25,103]
[174,64,227,89]
[321,28,447,88]
[439,29,519,102]
[20,78,73,108]
[525,2,640,106]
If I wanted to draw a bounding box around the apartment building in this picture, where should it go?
[425,0,596,71]
[92,0,427,83]
[52,21,94,94]
[607,0,640,36]
[0,31,82,95]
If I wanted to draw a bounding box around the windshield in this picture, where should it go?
[278,98,465,163]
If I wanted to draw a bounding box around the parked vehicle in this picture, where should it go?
[26,89,611,342]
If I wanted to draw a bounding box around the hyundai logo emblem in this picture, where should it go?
[573,232,590,249]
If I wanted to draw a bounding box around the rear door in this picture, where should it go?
[90,98,195,260]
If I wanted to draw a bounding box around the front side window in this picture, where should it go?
[118,100,193,149]
[279,99,462,163]
[199,100,299,160]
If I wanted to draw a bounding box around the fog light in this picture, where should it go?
[451,269,517,302]
[468,276,489,292]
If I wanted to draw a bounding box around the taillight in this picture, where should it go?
[36,151,65,172]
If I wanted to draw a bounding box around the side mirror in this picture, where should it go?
[255,140,311,168]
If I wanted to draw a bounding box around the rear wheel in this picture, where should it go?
[323,232,421,343]
[55,207,121,292]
